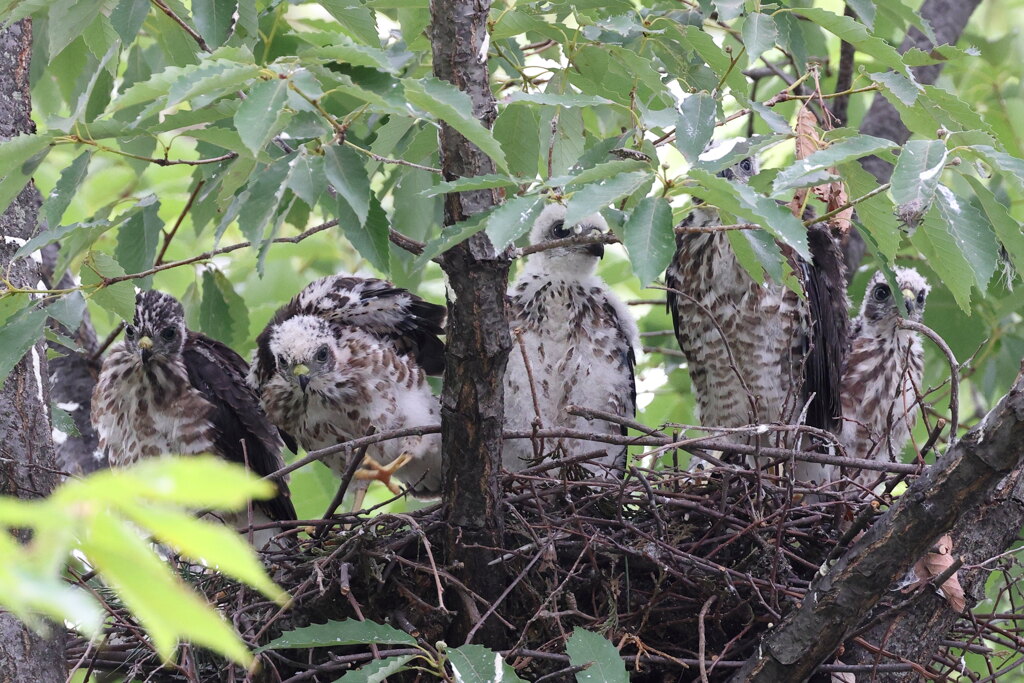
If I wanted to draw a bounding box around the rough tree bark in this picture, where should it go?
[842,0,983,277]
[0,19,68,682]
[430,0,511,648]
[732,368,1024,682]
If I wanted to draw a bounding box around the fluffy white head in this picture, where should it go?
[269,315,335,368]
[527,203,609,276]
[859,266,931,324]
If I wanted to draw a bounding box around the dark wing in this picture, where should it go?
[183,333,297,522]
[800,223,849,435]
[253,275,446,387]
[664,211,695,346]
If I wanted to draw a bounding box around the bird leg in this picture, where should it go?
[349,453,413,513]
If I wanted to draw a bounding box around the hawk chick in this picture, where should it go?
[91,290,296,548]
[504,203,639,477]
[839,267,930,495]
[250,276,445,510]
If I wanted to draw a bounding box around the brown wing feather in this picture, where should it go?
[183,334,296,522]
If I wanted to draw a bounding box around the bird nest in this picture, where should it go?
[65,458,1021,682]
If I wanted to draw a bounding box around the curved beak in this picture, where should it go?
[586,241,605,258]
[901,288,915,314]
[292,363,310,391]
[138,336,153,363]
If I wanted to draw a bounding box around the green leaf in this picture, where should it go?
[506,92,613,108]
[448,645,526,683]
[166,60,259,111]
[193,0,236,48]
[404,77,508,172]
[121,504,286,604]
[0,305,46,384]
[494,105,541,178]
[114,196,163,286]
[691,134,790,175]
[620,197,674,287]
[846,0,876,28]
[912,209,975,312]
[110,0,150,44]
[47,0,106,57]
[0,134,53,181]
[321,0,381,46]
[792,7,909,75]
[932,185,998,294]
[258,619,417,652]
[562,159,652,189]
[331,655,416,682]
[339,195,390,274]
[422,174,521,198]
[42,151,93,229]
[742,13,779,67]
[712,0,743,21]
[965,145,1024,194]
[564,172,653,228]
[772,135,895,194]
[324,145,371,225]
[890,139,947,213]
[301,44,395,72]
[686,169,810,259]
[287,153,327,207]
[566,628,627,683]
[868,71,920,106]
[233,157,292,246]
[675,93,716,164]
[484,195,544,250]
[414,213,489,267]
[234,77,290,155]
[841,160,901,261]
[80,252,137,321]
[50,403,81,438]
[199,269,249,348]
[728,224,787,284]
[963,175,1024,277]
[80,510,252,664]
[108,48,254,112]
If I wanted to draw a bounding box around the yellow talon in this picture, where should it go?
[354,453,413,495]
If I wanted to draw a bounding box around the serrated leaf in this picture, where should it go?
[506,92,613,108]
[742,13,778,67]
[494,105,540,178]
[686,169,810,259]
[47,0,106,57]
[80,510,252,664]
[109,47,254,113]
[620,197,674,287]
[422,174,520,198]
[932,185,998,293]
[50,403,81,438]
[566,628,627,683]
[302,44,394,72]
[193,0,236,48]
[750,101,791,134]
[287,153,327,207]
[965,145,1024,194]
[404,77,508,171]
[913,209,975,312]
[484,195,544,250]
[564,172,652,228]
[234,77,290,155]
[321,0,381,45]
[963,175,1024,277]
[563,159,652,189]
[712,0,743,21]
[166,60,259,111]
[868,71,920,106]
[233,157,291,246]
[42,151,92,229]
[114,197,162,286]
[793,7,909,75]
[890,139,947,213]
[448,645,526,683]
[728,224,787,284]
[324,145,371,225]
[0,134,53,181]
[258,619,417,652]
[339,195,390,274]
[675,93,716,163]
[841,161,901,261]
[199,269,249,347]
[0,305,46,384]
[121,504,286,604]
[415,213,489,267]
[80,252,136,320]
[110,0,150,44]
[332,655,416,682]
[846,0,876,28]
[772,135,895,194]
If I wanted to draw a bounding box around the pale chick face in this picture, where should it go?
[267,315,342,396]
[717,156,759,182]
[860,267,931,325]
[124,290,188,363]
[529,203,609,274]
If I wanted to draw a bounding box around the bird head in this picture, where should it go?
[124,290,187,363]
[528,203,609,274]
[860,267,931,325]
[268,316,338,394]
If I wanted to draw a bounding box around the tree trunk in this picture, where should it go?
[0,18,68,682]
[430,0,511,648]
[732,368,1024,682]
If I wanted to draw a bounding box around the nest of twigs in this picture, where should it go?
[64,457,1020,682]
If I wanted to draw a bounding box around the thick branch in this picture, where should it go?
[731,368,1024,682]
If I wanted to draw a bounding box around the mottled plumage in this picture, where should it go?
[504,204,639,476]
[839,268,929,495]
[665,155,848,487]
[250,276,446,501]
[91,290,296,546]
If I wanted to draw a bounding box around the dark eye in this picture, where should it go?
[916,290,925,305]
[551,220,572,239]
[160,327,176,341]
[315,346,329,363]
[873,284,891,302]
[124,325,135,339]
[739,158,753,173]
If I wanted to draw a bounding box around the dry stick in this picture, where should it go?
[699,595,718,683]
[514,327,547,460]
[392,513,447,613]
[516,231,620,258]
[465,543,548,644]
[316,428,376,539]
[899,318,960,444]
